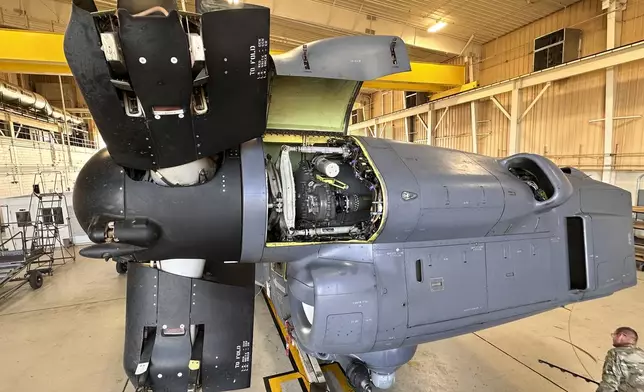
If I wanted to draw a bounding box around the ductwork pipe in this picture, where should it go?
[0,81,84,126]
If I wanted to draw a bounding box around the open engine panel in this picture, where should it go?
[265,137,383,243]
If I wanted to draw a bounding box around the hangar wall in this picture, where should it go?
[0,73,98,198]
[0,112,98,198]
[0,132,96,198]
[0,0,69,32]
[361,0,644,199]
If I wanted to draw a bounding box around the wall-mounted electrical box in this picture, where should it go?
[533,28,582,71]
[350,108,365,124]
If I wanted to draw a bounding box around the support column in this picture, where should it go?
[427,108,434,146]
[466,55,475,83]
[470,101,478,154]
[508,87,522,155]
[602,0,623,184]
[7,115,24,195]
[603,69,616,184]
[403,94,410,143]
[58,75,74,189]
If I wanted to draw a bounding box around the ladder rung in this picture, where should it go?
[0,261,24,267]
[0,267,21,273]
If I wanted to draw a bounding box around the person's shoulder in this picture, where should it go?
[612,345,641,352]
[612,346,644,360]
[605,347,620,358]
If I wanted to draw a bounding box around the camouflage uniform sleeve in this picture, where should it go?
[597,349,622,392]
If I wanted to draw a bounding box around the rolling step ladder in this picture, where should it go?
[0,172,76,300]
[0,230,45,300]
[26,171,76,270]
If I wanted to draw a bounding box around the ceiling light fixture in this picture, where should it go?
[428,21,447,33]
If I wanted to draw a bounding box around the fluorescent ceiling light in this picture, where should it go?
[428,21,447,33]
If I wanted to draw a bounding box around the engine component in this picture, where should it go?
[312,156,340,178]
[149,157,215,187]
[295,160,338,225]
[509,167,548,201]
[291,226,357,236]
[294,160,372,229]
[156,258,206,279]
[370,372,395,390]
[346,361,374,392]
[268,139,379,241]
[279,147,297,232]
[288,145,349,156]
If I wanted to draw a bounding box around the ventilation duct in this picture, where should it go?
[197,0,244,13]
[0,81,84,126]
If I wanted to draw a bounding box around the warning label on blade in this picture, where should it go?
[235,340,251,372]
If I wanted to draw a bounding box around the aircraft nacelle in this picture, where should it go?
[65,1,637,391]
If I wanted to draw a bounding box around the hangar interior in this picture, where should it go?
[0,0,643,391]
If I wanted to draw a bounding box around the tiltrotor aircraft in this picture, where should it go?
[65,0,637,391]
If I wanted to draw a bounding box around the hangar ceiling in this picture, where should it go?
[311,0,583,44]
[6,0,582,61]
[89,0,581,60]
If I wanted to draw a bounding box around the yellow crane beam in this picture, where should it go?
[0,29,71,75]
[0,28,466,92]
[368,62,466,92]
[430,81,480,100]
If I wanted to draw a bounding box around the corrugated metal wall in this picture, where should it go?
[466,0,610,166]
[623,0,644,46]
[519,70,607,168]
[478,0,644,169]
[434,105,473,151]
[361,0,644,182]
[370,90,408,141]
[614,0,644,170]
[0,111,97,198]
[367,92,506,154]
[614,58,644,170]
[479,99,510,157]
[431,56,475,151]
[0,73,19,85]
[480,0,606,85]
[0,136,96,198]
[412,111,431,145]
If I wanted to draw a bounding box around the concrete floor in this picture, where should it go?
[0,256,642,392]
